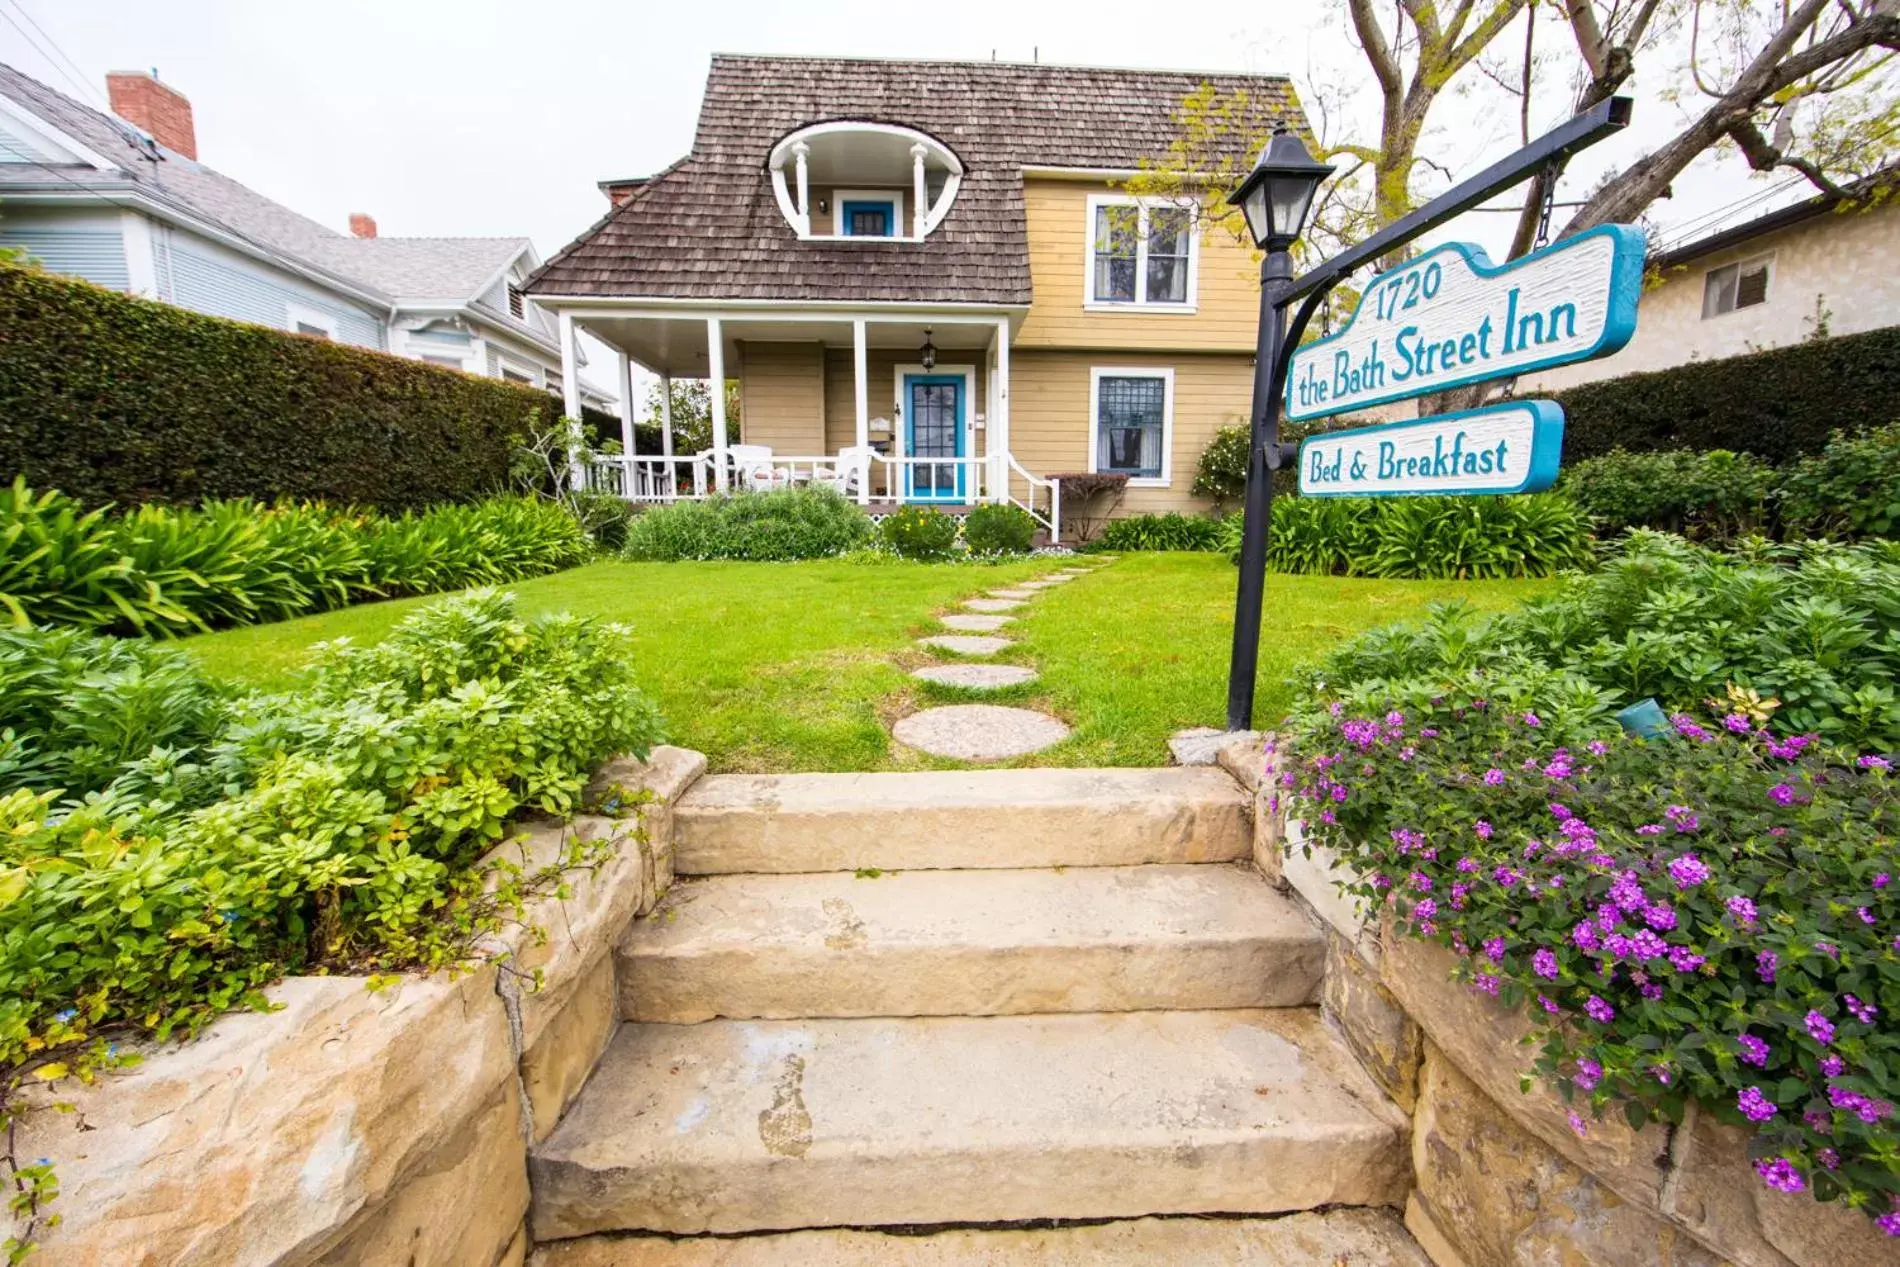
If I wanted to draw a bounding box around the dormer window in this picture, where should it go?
[768,122,962,241]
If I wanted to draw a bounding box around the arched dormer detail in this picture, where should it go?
[767,121,963,241]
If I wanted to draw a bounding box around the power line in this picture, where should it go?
[0,0,108,114]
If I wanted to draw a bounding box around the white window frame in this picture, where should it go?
[830,189,908,239]
[285,303,338,340]
[496,354,540,387]
[1701,252,1775,320]
[1088,366,1174,488]
[1084,195,1199,313]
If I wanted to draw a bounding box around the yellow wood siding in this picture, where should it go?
[737,342,826,453]
[1014,178,1260,353]
[1008,349,1252,515]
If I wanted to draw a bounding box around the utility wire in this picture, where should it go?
[0,0,108,114]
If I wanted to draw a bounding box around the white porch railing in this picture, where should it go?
[582,450,1063,544]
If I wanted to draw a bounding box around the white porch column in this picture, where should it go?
[852,318,870,506]
[707,317,729,492]
[660,373,678,496]
[792,141,812,234]
[993,317,1011,503]
[910,144,928,238]
[558,312,584,491]
[615,350,636,455]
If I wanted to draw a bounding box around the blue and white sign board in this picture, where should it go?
[1299,400,1565,498]
[1285,224,1646,422]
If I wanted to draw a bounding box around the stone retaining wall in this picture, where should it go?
[9,746,705,1267]
[1217,735,1899,1267]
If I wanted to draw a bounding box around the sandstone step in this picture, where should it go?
[673,768,1250,875]
[617,864,1322,1022]
[529,1009,1410,1239]
[532,1208,1431,1265]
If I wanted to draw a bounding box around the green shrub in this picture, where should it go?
[1559,448,1776,542]
[0,591,664,1185]
[1191,424,1250,506]
[571,491,638,552]
[963,503,1038,555]
[0,264,594,512]
[1299,531,1900,751]
[1777,422,1900,540]
[1219,494,1592,579]
[0,479,587,636]
[1281,700,1900,1234]
[1098,512,1226,552]
[879,505,960,560]
[621,487,873,562]
[1554,324,1900,463]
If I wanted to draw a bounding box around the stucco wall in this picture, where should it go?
[1525,199,1900,393]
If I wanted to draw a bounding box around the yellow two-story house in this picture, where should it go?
[529,54,1299,538]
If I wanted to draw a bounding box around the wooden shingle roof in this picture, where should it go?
[528,54,1302,305]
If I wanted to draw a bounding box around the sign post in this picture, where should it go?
[1224,97,1643,730]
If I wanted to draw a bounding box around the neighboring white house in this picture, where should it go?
[1524,176,1900,393]
[0,63,611,409]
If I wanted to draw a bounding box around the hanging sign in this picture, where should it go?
[1284,224,1646,422]
[1298,400,1564,498]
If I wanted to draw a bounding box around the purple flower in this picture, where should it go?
[1573,1057,1602,1091]
[1482,937,1506,963]
[1861,755,1893,771]
[1636,824,1665,836]
[1672,714,1714,742]
[1650,1063,1672,1085]
[1640,982,1665,1000]
[1756,950,1778,983]
[1846,994,1878,1024]
[1532,948,1559,979]
[1473,820,1493,840]
[1584,995,1615,1024]
[1492,865,1522,887]
[1587,740,1610,756]
[1667,854,1711,889]
[1523,711,1542,727]
[1821,1055,1846,1077]
[1877,873,1892,888]
[1544,756,1573,779]
[1861,906,1878,925]
[1384,710,1406,728]
[1828,1084,1893,1123]
[1609,873,1647,912]
[1572,921,1603,952]
[1549,802,1573,821]
[1483,768,1506,786]
[1664,804,1700,834]
[1471,971,1501,996]
[1538,994,1561,1014]
[1766,733,1814,760]
[1630,929,1668,960]
[1737,1086,1779,1122]
[1756,1158,1804,1193]
[1879,1211,1900,1237]
[1737,1034,1769,1067]
[1726,895,1759,927]
[1806,1010,1836,1045]
[1817,1147,1839,1171]
[1605,933,1635,960]
[1419,727,1438,739]
[1768,782,1798,806]
[1816,940,1839,960]
[1668,945,1705,973]
[1408,871,1433,892]
[1723,713,1753,734]
[1449,882,1469,910]
[1567,1110,1589,1138]
[1644,903,1678,932]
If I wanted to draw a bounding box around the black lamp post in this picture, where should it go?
[1225,127,1335,732]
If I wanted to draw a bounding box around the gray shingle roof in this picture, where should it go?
[528,54,1303,304]
[0,62,531,312]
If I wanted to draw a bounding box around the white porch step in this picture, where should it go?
[527,1009,1411,1239]
[672,768,1250,875]
[616,864,1322,1022]
[530,1209,1431,1265]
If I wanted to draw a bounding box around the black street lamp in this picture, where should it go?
[1225,128,1335,733]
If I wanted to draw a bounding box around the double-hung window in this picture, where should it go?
[1087,197,1196,309]
[1702,253,1772,318]
[1090,367,1174,485]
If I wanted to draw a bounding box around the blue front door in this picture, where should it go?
[903,374,966,501]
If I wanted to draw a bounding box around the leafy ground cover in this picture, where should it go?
[185,554,1550,771]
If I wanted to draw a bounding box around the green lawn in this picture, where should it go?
[183,554,1549,772]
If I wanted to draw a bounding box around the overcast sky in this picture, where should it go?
[4,0,1810,398]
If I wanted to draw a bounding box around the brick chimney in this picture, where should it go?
[349,213,378,239]
[105,70,196,160]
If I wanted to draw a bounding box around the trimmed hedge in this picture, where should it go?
[1553,325,1900,463]
[0,263,637,512]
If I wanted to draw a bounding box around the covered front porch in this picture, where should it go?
[550,306,1060,538]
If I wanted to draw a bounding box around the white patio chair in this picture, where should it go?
[813,446,876,500]
[696,445,780,492]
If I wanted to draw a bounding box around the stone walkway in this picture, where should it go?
[894,560,1100,762]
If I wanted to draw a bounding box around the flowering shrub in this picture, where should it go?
[1283,696,1900,1231]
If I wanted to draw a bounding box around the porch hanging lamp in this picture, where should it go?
[918,327,937,370]
[1229,127,1335,252]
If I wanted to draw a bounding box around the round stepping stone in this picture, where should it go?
[893,704,1070,760]
[988,588,1036,600]
[918,634,1013,656]
[963,598,1024,613]
[940,613,1013,632]
[912,663,1038,689]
